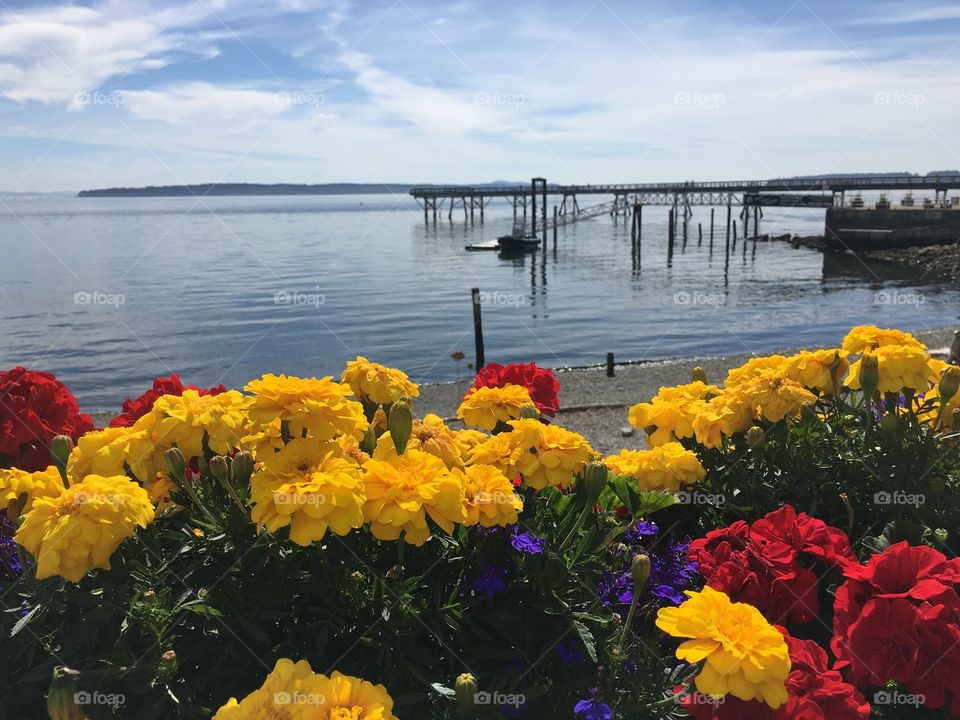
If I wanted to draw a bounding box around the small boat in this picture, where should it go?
[496,222,540,253]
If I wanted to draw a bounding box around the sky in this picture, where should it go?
[1,0,960,191]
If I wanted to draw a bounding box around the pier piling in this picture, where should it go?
[471,288,485,370]
[698,222,703,246]
[710,208,715,248]
[606,352,615,377]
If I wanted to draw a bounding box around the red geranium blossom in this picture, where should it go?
[470,362,560,416]
[0,366,94,471]
[689,505,854,626]
[832,542,960,715]
[110,373,227,427]
[680,629,870,719]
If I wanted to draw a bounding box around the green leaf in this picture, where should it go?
[570,618,597,663]
[10,605,40,637]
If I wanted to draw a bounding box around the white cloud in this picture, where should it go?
[120,82,293,124]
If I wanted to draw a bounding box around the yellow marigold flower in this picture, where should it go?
[0,466,63,518]
[250,437,365,546]
[784,349,849,395]
[68,426,146,480]
[738,372,817,422]
[240,417,285,462]
[604,442,705,493]
[842,324,925,354]
[469,419,594,490]
[725,355,790,388]
[454,463,523,527]
[453,427,489,459]
[628,381,719,446]
[302,670,398,720]
[341,356,419,405]
[336,433,371,466]
[361,446,466,545]
[656,586,791,708]
[245,374,367,442]
[692,392,753,448]
[408,414,464,468]
[15,474,154,583]
[457,384,533,431]
[845,345,936,394]
[148,389,250,458]
[212,658,316,720]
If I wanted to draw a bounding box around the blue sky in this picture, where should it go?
[1,0,960,191]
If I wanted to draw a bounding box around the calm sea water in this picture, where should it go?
[1,193,957,410]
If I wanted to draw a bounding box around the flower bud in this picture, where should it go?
[46,667,87,720]
[208,455,229,484]
[691,367,708,384]
[50,435,73,484]
[519,402,539,419]
[232,451,255,488]
[880,413,899,437]
[580,461,608,504]
[746,426,764,449]
[455,673,478,711]
[359,425,377,454]
[161,650,177,665]
[631,553,651,594]
[939,366,960,404]
[163,447,187,484]
[859,353,880,397]
[389,400,414,455]
[142,590,156,601]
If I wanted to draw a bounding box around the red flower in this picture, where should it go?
[680,629,869,720]
[0,366,94,471]
[471,362,560,416]
[689,506,851,626]
[110,374,226,428]
[831,542,960,714]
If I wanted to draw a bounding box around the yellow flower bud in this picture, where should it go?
[859,353,880,397]
[631,553,651,593]
[46,667,87,720]
[455,673,478,711]
[50,435,72,484]
[232,451,255,488]
[163,447,187,484]
[746,426,765,449]
[580,461,608,503]
[208,455,229,484]
[388,400,414,454]
[691,366,708,384]
[519,402,539,419]
[939,366,960,404]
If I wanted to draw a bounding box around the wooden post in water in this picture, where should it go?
[710,208,715,247]
[542,181,548,247]
[480,199,484,223]
[698,223,703,246]
[531,179,537,237]
[606,352,615,377]
[725,204,731,263]
[553,206,558,249]
[471,288,485,370]
[753,206,759,241]
[667,209,675,264]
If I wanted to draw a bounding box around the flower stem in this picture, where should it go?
[617,591,640,653]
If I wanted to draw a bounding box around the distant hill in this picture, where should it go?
[77,183,418,198]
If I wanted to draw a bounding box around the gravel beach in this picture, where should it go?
[415,327,957,455]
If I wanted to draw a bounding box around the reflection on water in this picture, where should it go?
[1,194,957,409]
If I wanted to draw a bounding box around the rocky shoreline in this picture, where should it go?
[768,233,960,283]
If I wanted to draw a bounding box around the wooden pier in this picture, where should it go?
[411,174,960,227]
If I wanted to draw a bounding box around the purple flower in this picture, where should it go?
[472,566,507,600]
[0,516,21,589]
[554,640,583,665]
[510,530,545,555]
[574,692,612,720]
[623,520,658,545]
[597,538,697,616]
